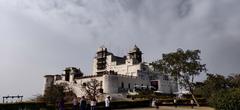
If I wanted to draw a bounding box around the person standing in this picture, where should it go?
[72,96,78,110]
[80,96,87,110]
[105,95,111,110]
[58,98,65,110]
[90,98,97,110]
[174,98,177,108]
[190,99,194,109]
[151,98,156,107]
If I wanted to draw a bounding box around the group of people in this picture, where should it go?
[58,95,111,110]
[71,96,90,110]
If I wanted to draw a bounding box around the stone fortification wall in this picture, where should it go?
[103,74,119,93]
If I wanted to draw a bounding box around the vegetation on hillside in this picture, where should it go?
[194,73,240,109]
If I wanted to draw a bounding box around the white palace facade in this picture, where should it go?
[44,46,178,97]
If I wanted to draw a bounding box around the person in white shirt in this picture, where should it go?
[151,98,156,107]
[174,98,177,108]
[90,98,97,110]
[190,99,194,109]
[105,95,111,110]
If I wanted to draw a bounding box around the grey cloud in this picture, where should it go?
[1,0,240,99]
[177,0,192,18]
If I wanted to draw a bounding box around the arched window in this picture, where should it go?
[128,83,131,89]
[82,83,87,87]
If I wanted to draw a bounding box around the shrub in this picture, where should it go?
[209,88,240,110]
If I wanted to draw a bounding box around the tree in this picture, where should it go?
[151,49,206,106]
[227,73,240,88]
[82,79,102,99]
[193,73,240,109]
[208,88,240,110]
[44,82,74,104]
[194,73,228,99]
[44,84,65,104]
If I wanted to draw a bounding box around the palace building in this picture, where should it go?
[44,45,178,98]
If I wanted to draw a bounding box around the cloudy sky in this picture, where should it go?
[1,0,240,100]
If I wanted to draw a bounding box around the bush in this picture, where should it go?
[209,88,240,110]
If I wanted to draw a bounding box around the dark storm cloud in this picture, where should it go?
[1,0,240,99]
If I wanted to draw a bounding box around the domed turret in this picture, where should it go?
[129,45,141,53]
[128,45,142,64]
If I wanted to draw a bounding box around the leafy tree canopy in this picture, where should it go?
[151,48,207,106]
[194,73,228,99]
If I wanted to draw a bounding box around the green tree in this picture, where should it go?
[209,88,240,110]
[151,49,206,106]
[227,73,240,88]
[193,73,229,100]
